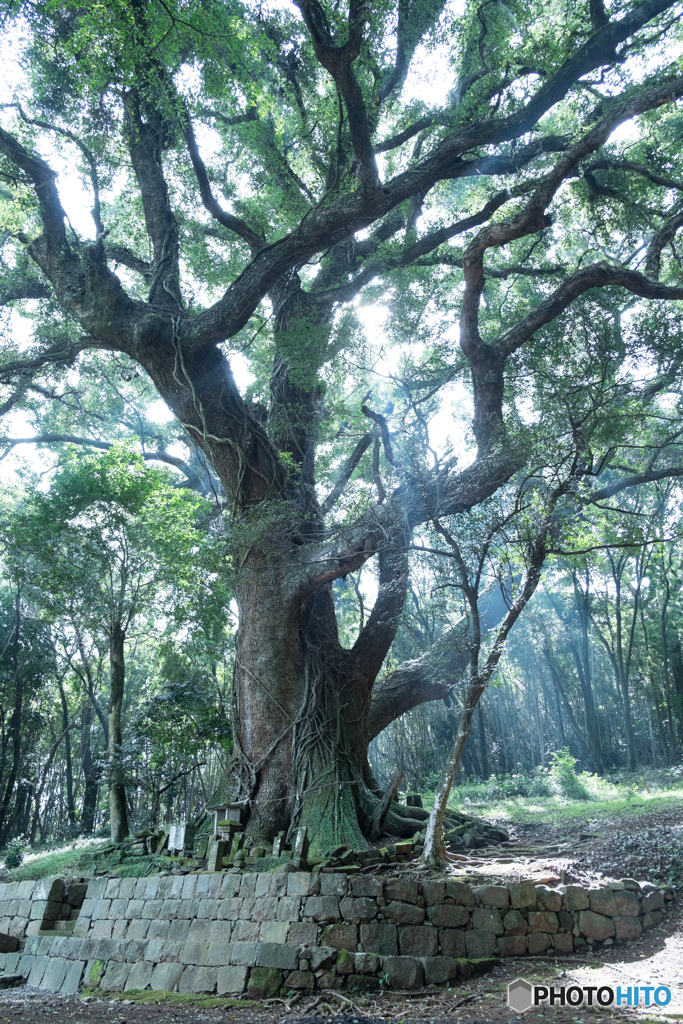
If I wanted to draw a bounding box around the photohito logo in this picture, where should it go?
[507,979,672,1013]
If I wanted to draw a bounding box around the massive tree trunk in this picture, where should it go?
[232,506,424,852]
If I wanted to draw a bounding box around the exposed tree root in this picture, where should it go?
[304,990,362,1014]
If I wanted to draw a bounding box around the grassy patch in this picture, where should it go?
[104,990,255,1007]
[3,841,177,881]
[443,767,683,827]
[6,843,104,881]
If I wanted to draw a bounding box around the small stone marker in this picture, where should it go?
[168,822,196,854]
[292,826,309,867]
[272,832,285,857]
[206,839,226,872]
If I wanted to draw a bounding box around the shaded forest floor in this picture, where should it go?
[1,792,682,1023]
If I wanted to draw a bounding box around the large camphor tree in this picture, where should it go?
[2,0,683,850]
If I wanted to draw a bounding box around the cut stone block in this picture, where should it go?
[217,965,248,994]
[287,923,317,946]
[126,920,150,942]
[528,932,551,954]
[304,897,340,922]
[180,940,209,965]
[339,897,378,923]
[529,911,559,933]
[561,885,589,911]
[427,905,469,928]
[439,928,466,958]
[385,876,417,901]
[317,970,344,990]
[256,942,299,970]
[421,955,458,984]
[502,909,527,934]
[552,933,574,954]
[84,958,105,988]
[641,891,665,912]
[477,886,509,909]
[27,955,48,988]
[465,930,497,958]
[383,955,424,990]
[614,891,640,916]
[321,923,357,951]
[444,881,476,907]
[178,966,217,993]
[230,941,259,966]
[247,966,283,999]
[91,899,111,921]
[354,952,380,974]
[320,874,348,897]
[383,900,424,926]
[34,879,65,904]
[149,962,184,991]
[351,877,384,900]
[471,908,504,935]
[275,897,300,923]
[577,910,615,941]
[286,969,314,989]
[335,948,354,975]
[421,881,444,906]
[508,883,537,909]
[204,941,233,967]
[168,920,191,942]
[60,959,85,995]
[287,873,316,897]
[497,935,526,956]
[91,921,113,940]
[309,947,336,971]
[588,888,616,917]
[534,886,562,912]
[147,920,170,943]
[259,922,289,943]
[252,897,279,923]
[398,925,438,958]
[124,960,154,991]
[100,961,132,991]
[360,922,397,956]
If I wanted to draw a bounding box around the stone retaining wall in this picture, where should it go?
[0,872,672,997]
[0,878,86,939]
